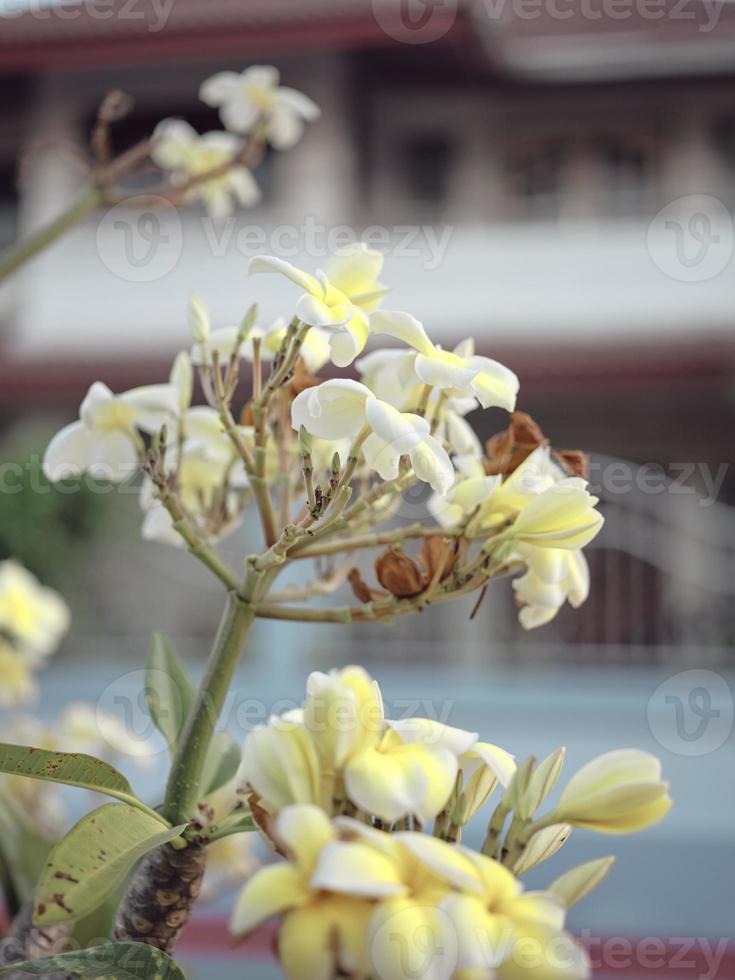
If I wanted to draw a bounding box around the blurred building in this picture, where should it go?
[0,0,733,665]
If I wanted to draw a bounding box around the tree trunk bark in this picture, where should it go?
[111,842,206,954]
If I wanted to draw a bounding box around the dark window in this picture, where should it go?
[400,134,455,207]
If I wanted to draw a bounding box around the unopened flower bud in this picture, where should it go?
[298,425,312,457]
[552,749,671,834]
[189,293,210,345]
[238,303,258,345]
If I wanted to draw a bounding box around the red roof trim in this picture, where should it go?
[0,338,731,409]
[0,12,469,73]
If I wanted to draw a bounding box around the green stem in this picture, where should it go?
[158,489,240,591]
[0,186,103,284]
[294,523,456,559]
[161,592,255,824]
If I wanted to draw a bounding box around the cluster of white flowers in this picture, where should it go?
[151,66,320,218]
[231,666,671,980]
[42,239,603,629]
[0,560,69,707]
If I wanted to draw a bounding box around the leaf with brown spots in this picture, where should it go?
[34,804,186,927]
[0,742,157,820]
[0,940,187,978]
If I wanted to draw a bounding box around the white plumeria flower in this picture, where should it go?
[200,65,320,148]
[249,243,388,367]
[387,717,516,822]
[357,350,482,458]
[151,119,260,218]
[43,381,179,483]
[428,445,566,533]
[241,715,324,813]
[508,478,603,551]
[370,311,519,411]
[0,560,69,662]
[291,379,454,495]
[428,446,602,629]
[303,667,458,825]
[512,547,590,630]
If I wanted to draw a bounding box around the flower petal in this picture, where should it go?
[345,745,428,823]
[268,107,305,149]
[278,899,369,980]
[394,832,481,893]
[409,436,455,495]
[368,310,436,356]
[292,380,371,441]
[120,383,180,431]
[365,399,429,454]
[43,421,95,480]
[150,119,196,170]
[276,87,321,121]
[324,243,383,300]
[388,718,478,757]
[467,356,520,411]
[414,352,477,390]
[230,863,307,937]
[310,840,407,898]
[275,804,335,870]
[249,255,320,295]
[362,433,401,482]
[87,430,139,482]
[329,312,370,367]
[199,71,241,105]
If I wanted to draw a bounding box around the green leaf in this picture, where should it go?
[70,885,126,949]
[550,856,616,908]
[34,804,186,926]
[0,743,157,820]
[0,941,187,978]
[202,732,241,798]
[146,633,195,757]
